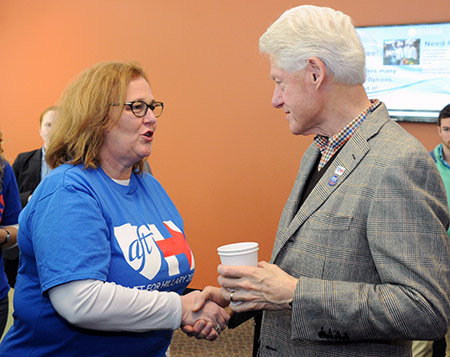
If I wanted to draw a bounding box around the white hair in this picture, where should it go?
[259,5,366,85]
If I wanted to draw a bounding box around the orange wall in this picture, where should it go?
[0,0,449,288]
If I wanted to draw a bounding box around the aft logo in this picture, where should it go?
[114,221,195,281]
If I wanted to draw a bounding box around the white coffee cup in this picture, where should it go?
[217,242,259,266]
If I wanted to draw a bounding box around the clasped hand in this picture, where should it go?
[180,288,230,341]
[217,261,298,312]
[179,262,297,339]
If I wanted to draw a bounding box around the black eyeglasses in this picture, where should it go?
[113,100,164,118]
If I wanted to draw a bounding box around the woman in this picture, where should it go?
[0,62,228,356]
[0,131,20,337]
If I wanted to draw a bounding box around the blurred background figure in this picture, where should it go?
[12,105,57,207]
[413,104,450,357]
[430,104,450,212]
[4,106,57,289]
[405,40,418,65]
[395,40,405,65]
[0,130,21,337]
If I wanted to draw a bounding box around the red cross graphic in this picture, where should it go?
[156,223,192,267]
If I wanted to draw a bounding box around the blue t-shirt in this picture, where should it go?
[0,164,195,356]
[0,162,21,299]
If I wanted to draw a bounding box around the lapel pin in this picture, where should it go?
[335,166,345,176]
[328,175,338,186]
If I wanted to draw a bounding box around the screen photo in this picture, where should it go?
[356,22,450,123]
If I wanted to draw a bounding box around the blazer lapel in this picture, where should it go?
[271,144,320,260]
[272,104,391,261]
[279,144,321,230]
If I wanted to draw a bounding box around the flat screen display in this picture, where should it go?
[356,22,450,123]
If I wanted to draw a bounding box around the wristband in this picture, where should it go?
[0,229,10,246]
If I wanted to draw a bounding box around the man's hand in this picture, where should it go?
[191,286,229,311]
[217,261,298,312]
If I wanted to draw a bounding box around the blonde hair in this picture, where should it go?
[46,61,148,173]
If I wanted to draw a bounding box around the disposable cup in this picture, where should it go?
[217,242,259,266]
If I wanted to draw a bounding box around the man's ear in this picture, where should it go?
[306,57,326,87]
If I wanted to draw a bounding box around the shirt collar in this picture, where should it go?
[438,144,450,169]
[314,99,381,170]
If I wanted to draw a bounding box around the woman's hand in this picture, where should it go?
[0,226,18,249]
[180,289,230,341]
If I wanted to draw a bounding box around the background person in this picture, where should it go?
[0,131,20,337]
[395,41,405,65]
[212,5,450,356]
[405,42,418,65]
[0,61,229,356]
[4,106,57,289]
[430,104,450,213]
[12,105,57,207]
[412,104,450,357]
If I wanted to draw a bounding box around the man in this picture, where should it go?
[5,106,57,288]
[405,42,418,65]
[395,41,405,65]
[431,104,450,212]
[412,104,450,357]
[215,6,450,356]
[12,106,57,207]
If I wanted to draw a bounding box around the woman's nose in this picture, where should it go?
[142,109,157,125]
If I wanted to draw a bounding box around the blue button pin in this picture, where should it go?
[328,175,338,186]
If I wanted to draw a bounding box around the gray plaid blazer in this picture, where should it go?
[259,103,450,357]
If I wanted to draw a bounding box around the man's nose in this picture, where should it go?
[271,88,284,109]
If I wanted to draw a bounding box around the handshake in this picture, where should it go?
[179,242,296,341]
[179,258,298,341]
[179,242,260,340]
[180,286,230,341]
